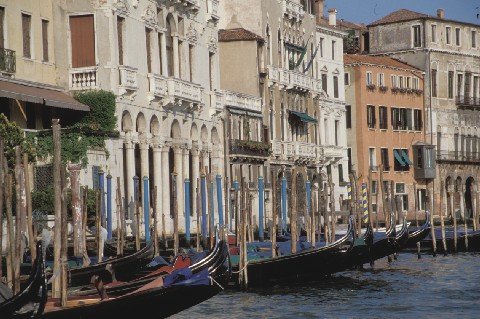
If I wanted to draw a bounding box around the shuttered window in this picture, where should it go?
[0,7,5,48]
[70,15,95,68]
[146,28,152,73]
[42,20,49,62]
[22,14,32,58]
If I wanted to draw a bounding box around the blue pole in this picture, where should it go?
[281,176,287,233]
[201,175,207,240]
[99,170,106,227]
[143,176,150,242]
[306,180,311,224]
[209,179,215,235]
[216,175,224,225]
[106,174,113,240]
[185,179,191,242]
[258,176,265,241]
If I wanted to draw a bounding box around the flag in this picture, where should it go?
[294,35,312,69]
[303,40,321,73]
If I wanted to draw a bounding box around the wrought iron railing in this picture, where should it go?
[0,48,16,74]
[229,139,271,157]
[437,150,480,163]
[456,95,480,108]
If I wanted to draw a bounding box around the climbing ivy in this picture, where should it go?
[0,114,36,169]
[31,187,97,215]
[75,90,117,132]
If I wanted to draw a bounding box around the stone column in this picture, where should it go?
[459,184,466,220]
[125,135,135,220]
[161,145,170,234]
[160,32,168,76]
[183,147,190,185]
[174,146,184,232]
[173,35,180,78]
[191,146,200,233]
[152,142,162,234]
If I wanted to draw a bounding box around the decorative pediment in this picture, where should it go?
[142,5,158,28]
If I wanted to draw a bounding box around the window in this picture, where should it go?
[417,189,426,210]
[367,105,376,128]
[347,148,353,173]
[345,105,351,129]
[70,15,96,68]
[414,109,422,131]
[381,148,389,170]
[391,75,397,88]
[145,28,152,73]
[379,106,388,129]
[431,24,437,43]
[446,26,451,44]
[209,52,214,90]
[321,73,327,93]
[413,77,420,90]
[401,194,409,211]
[431,69,437,97]
[333,75,339,98]
[334,120,339,145]
[166,17,174,76]
[319,37,324,57]
[378,73,385,87]
[338,164,344,184]
[391,108,409,130]
[406,76,411,89]
[22,13,32,58]
[189,44,194,81]
[398,76,404,88]
[42,20,49,62]
[457,73,463,97]
[0,7,4,48]
[472,30,477,48]
[448,71,454,99]
[394,149,410,172]
[331,40,336,60]
[412,25,421,47]
[117,17,125,66]
[366,72,372,85]
[455,27,461,46]
[369,148,376,169]
[371,180,378,195]
[344,72,350,85]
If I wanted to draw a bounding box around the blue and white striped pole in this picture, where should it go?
[216,175,224,225]
[185,179,191,242]
[143,176,150,242]
[258,176,265,241]
[106,174,113,240]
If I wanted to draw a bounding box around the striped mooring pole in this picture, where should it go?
[362,182,368,223]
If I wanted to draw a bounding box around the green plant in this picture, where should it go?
[0,114,36,169]
[31,187,97,215]
[75,90,117,131]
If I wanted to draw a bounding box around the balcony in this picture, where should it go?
[282,0,305,20]
[456,95,480,108]
[69,66,98,90]
[229,139,271,158]
[206,0,220,22]
[324,145,345,159]
[164,77,204,111]
[0,48,15,74]
[437,151,480,164]
[267,66,319,92]
[166,0,199,13]
[209,91,223,116]
[147,73,167,101]
[271,140,323,164]
[118,65,138,94]
[289,71,312,92]
[267,65,280,83]
[223,90,262,113]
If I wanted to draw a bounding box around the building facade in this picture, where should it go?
[344,54,426,220]
[368,9,480,219]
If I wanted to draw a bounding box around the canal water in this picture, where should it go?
[172,252,480,318]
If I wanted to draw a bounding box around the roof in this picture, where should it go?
[218,28,264,42]
[344,54,422,72]
[337,19,367,32]
[0,79,90,112]
[368,8,480,28]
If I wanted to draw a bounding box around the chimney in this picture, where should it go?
[314,0,324,24]
[328,8,337,26]
[437,8,445,19]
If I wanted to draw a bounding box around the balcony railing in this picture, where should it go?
[209,91,223,115]
[165,77,204,109]
[147,73,167,100]
[223,90,262,113]
[69,66,98,90]
[282,0,305,20]
[267,66,321,92]
[119,65,138,93]
[324,145,344,159]
[0,48,15,74]
[229,139,271,158]
[271,140,324,162]
[456,95,480,108]
[437,151,480,163]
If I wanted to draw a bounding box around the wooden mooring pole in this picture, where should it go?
[271,173,277,258]
[14,146,26,294]
[413,183,421,258]
[52,119,62,298]
[0,140,4,279]
[439,180,447,255]
[23,153,35,262]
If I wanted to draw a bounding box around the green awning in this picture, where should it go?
[394,149,406,167]
[401,150,413,165]
[289,110,318,123]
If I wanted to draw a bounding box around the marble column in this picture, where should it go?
[174,146,184,232]
[173,35,180,78]
[125,135,135,220]
[152,142,162,234]
[191,146,200,233]
[160,32,168,76]
[161,146,170,234]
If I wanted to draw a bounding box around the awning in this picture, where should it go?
[289,110,318,123]
[401,150,413,165]
[393,149,406,167]
[0,79,89,112]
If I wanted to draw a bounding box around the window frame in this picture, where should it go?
[412,25,422,48]
[472,29,477,48]
[378,73,385,87]
[366,71,373,85]
[431,24,437,43]
[344,72,350,86]
[21,12,32,59]
[367,104,376,129]
[379,106,388,130]
[455,27,461,46]
[446,26,452,45]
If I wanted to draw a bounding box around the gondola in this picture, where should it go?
[404,212,431,249]
[417,227,480,253]
[42,240,230,319]
[0,242,47,319]
[234,216,356,287]
[69,239,228,298]
[67,240,155,287]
